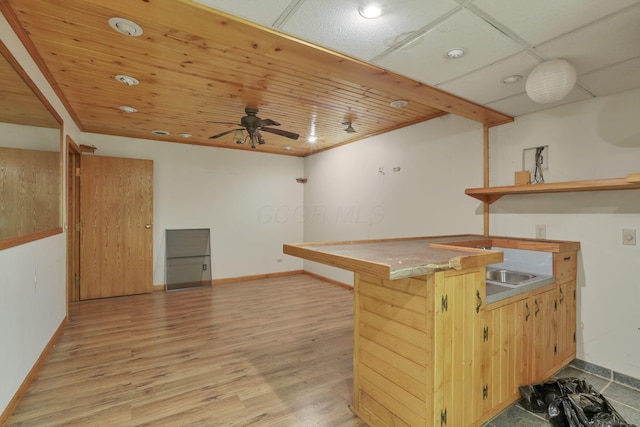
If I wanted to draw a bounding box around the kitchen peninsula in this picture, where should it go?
[283,234,579,427]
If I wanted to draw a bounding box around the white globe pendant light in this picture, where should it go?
[525,59,577,104]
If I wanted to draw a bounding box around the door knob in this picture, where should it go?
[145,224,151,229]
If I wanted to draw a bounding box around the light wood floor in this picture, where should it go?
[7,274,368,426]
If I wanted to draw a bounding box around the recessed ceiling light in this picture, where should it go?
[178,133,192,138]
[445,48,466,59]
[390,100,408,108]
[308,135,318,143]
[152,130,170,136]
[119,105,137,113]
[283,146,292,151]
[359,5,382,19]
[115,74,140,86]
[108,17,143,37]
[502,75,522,84]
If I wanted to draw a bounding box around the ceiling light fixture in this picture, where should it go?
[359,5,382,19]
[502,75,522,84]
[343,121,356,133]
[108,17,143,37]
[178,133,192,138]
[115,74,140,86]
[308,135,318,143]
[525,59,576,104]
[119,105,137,113]
[232,129,245,144]
[390,100,408,108]
[283,146,292,151]
[152,130,170,136]
[445,48,466,59]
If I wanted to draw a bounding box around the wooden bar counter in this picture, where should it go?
[283,234,579,427]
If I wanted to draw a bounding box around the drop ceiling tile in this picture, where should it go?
[374,8,524,86]
[279,0,460,61]
[578,57,640,97]
[192,0,294,26]
[470,0,640,46]
[487,87,593,117]
[438,51,540,104]
[534,5,640,74]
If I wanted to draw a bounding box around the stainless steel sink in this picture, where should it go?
[486,268,536,287]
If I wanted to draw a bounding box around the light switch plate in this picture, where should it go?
[535,224,546,239]
[623,228,636,246]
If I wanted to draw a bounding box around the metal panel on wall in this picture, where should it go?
[165,228,211,291]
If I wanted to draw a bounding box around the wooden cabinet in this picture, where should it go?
[432,268,485,426]
[480,296,528,420]
[284,236,579,427]
[556,280,577,365]
[352,268,486,427]
[524,285,558,382]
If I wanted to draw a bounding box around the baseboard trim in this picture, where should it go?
[154,270,351,289]
[303,271,353,290]
[212,270,304,285]
[0,317,67,424]
[570,359,640,391]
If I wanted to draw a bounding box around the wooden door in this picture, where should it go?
[80,155,153,300]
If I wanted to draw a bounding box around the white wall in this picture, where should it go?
[303,115,485,284]
[1,16,79,415]
[489,88,640,380]
[80,134,304,284]
[0,235,66,411]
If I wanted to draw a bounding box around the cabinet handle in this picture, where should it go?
[525,302,531,321]
[559,287,565,303]
[476,290,482,313]
[441,409,447,425]
[535,299,540,317]
[564,256,571,261]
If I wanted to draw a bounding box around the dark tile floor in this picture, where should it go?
[482,366,640,426]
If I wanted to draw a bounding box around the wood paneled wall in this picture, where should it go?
[0,147,60,239]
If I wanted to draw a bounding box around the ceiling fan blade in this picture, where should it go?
[207,121,242,126]
[209,128,243,139]
[260,127,300,140]
[259,118,280,127]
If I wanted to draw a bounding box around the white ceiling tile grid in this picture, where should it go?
[191,0,640,117]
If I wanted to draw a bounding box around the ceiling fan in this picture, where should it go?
[208,107,300,148]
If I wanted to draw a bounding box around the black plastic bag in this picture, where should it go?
[519,377,637,427]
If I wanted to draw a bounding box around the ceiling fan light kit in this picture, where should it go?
[525,59,577,104]
[208,107,299,149]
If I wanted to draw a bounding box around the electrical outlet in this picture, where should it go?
[623,228,636,246]
[535,224,546,239]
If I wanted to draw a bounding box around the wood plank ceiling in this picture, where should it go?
[0,0,512,156]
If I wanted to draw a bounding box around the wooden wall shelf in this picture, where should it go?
[466,174,640,204]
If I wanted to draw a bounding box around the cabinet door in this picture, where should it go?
[481,297,528,416]
[526,287,558,383]
[556,280,577,364]
[433,269,484,426]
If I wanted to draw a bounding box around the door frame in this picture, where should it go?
[66,136,81,305]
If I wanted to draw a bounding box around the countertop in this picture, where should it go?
[283,235,503,280]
